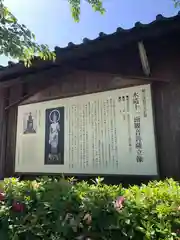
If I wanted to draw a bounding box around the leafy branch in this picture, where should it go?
[174,0,180,8]
[69,0,105,22]
[0,0,56,66]
[0,0,105,66]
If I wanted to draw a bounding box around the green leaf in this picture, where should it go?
[0,0,105,65]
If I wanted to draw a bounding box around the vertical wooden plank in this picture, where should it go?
[168,83,180,179]
[153,82,180,179]
[5,84,22,177]
[0,88,8,179]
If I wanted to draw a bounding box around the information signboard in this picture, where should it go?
[15,84,157,175]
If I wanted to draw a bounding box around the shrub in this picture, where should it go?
[0,177,179,239]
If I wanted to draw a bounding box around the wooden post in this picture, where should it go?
[0,88,8,179]
[5,84,22,177]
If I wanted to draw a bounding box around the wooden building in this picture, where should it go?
[0,13,180,181]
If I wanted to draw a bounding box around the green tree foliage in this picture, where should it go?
[69,0,105,22]
[0,0,105,66]
[0,0,55,66]
[0,178,180,239]
[174,0,180,7]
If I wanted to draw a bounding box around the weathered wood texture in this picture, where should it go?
[5,84,22,177]
[0,88,9,179]
[153,83,180,179]
[22,71,151,105]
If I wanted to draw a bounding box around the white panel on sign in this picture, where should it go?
[15,84,158,175]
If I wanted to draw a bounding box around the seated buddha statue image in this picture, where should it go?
[24,112,36,134]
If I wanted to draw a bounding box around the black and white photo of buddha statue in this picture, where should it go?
[44,107,64,165]
[23,112,37,134]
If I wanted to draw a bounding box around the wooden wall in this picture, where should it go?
[22,71,151,105]
[2,32,180,181]
[153,82,180,179]
[0,88,8,179]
